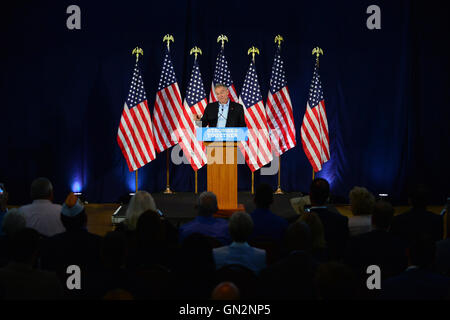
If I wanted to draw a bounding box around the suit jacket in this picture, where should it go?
[390,208,443,244]
[380,268,450,300]
[258,250,318,299]
[200,101,246,127]
[344,229,408,280]
[311,207,349,260]
[213,242,266,274]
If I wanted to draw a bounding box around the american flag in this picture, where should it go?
[209,48,238,103]
[301,59,330,172]
[117,61,156,171]
[184,59,207,117]
[239,61,273,172]
[152,48,207,171]
[266,47,296,156]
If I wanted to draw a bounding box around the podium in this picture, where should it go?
[197,128,248,218]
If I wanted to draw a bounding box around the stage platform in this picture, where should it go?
[81,192,446,237]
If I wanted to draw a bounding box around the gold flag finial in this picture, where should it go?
[247,46,260,63]
[163,34,175,51]
[189,46,202,60]
[217,35,228,49]
[132,47,144,62]
[312,47,324,65]
[275,35,284,49]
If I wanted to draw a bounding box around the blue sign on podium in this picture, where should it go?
[196,127,249,142]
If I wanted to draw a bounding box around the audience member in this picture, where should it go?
[95,231,133,298]
[179,192,230,245]
[211,282,240,300]
[129,209,178,271]
[0,208,26,267]
[40,192,102,298]
[19,177,65,237]
[174,233,216,299]
[0,228,63,299]
[214,212,266,274]
[125,191,157,231]
[348,186,375,236]
[315,262,358,300]
[258,221,318,299]
[308,178,349,260]
[390,184,443,244]
[298,211,329,262]
[381,234,450,299]
[345,201,408,297]
[250,184,288,243]
[290,194,341,217]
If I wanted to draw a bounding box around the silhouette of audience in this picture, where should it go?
[0,178,448,300]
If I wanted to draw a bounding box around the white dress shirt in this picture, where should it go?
[20,199,65,237]
[216,100,230,128]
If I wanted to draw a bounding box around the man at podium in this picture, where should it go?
[198,84,246,128]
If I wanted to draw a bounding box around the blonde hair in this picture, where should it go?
[125,191,157,231]
[349,186,375,216]
[298,211,326,249]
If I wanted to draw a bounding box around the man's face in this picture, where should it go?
[215,86,229,105]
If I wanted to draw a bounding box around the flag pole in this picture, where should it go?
[131,47,144,194]
[195,171,198,194]
[311,47,324,182]
[251,172,254,194]
[274,36,285,195]
[135,170,138,192]
[189,46,203,195]
[274,155,283,194]
[248,46,260,196]
[162,35,175,195]
[164,150,173,194]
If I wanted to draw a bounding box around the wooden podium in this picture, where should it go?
[204,141,245,218]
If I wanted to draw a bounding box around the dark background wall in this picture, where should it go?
[1,0,449,205]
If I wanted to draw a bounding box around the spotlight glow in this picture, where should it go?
[71,181,82,193]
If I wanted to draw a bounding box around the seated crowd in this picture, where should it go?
[0,177,448,300]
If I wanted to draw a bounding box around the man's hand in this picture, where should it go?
[193,114,202,121]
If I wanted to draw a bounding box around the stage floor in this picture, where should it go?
[82,192,446,237]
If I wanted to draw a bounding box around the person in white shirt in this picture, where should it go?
[19,177,65,237]
[348,186,375,236]
[213,211,266,274]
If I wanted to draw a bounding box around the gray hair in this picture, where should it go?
[2,208,26,236]
[214,83,228,90]
[198,192,218,216]
[30,177,53,200]
[349,186,375,216]
[126,191,157,231]
[229,211,253,242]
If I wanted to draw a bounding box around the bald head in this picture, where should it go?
[211,282,240,300]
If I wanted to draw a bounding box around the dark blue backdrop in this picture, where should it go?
[1,0,449,205]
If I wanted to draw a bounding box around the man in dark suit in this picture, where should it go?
[308,178,349,260]
[198,84,246,127]
[345,201,408,297]
[390,184,443,244]
[380,234,450,300]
